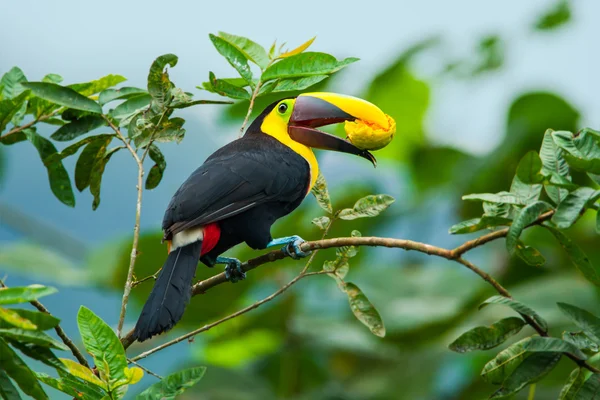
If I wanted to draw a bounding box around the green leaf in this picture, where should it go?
[1,67,27,99]
[559,368,587,400]
[269,75,329,93]
[311,216,331,230]
[0,309,59,331]
[490,352,561,399]
[324,256,350,279]
[50,115,106,141]
[0,308,37,330]
[98,87,146,105]
[209,34,253,85]
[207,72,250,100]
[552,129,600,174]
[448,216,512,234]
[10,341,66,372]
[338,194,395,220]
[145,144,166,190]
[142,117,186,146]
[0,338,48,400]
[515,240,546,267]
[75,136,112,192]
[68,74,126,97]
[218,32,269,69]
[540,129,571,204]
[90,147,120,210]
[572,373,600,399]
[544,226,600,286]
[563,331,599,353]
[37,371,107,399]
[516,151,544,184]
[0,91,29,134]
[147,54,178,109]
[310,173,333,214]
[523,336,587,359]
[462,191,526,205]
[167,99,232,109]
[535,0,571,31]
[552,187,600,229]
[262,52,358,81]
[481,337,529,384]
[557,303,600,343]
[510,174,543,205]
[77,306,127,384]
[483,201,511,218]
[0,329,68,350]
[448,317,525,353]
[0,285,57,305]
[505,201,552,255]
[45,134,115,166]
[21,82,102,114]
[135,366,206,400]
[110,94,151,121]
[480,295,548,332]
[23,128,76,207]
[0,369,21,400]
[343,282,385,337]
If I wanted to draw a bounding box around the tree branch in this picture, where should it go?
[119,213,553,349]
[103,115,144,338]
[0,280,89,368]
[122,207,600,373]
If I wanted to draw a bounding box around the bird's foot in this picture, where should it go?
[267,235,311,260]
[216,256,246,283]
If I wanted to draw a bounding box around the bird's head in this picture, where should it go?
[249,92,389,167]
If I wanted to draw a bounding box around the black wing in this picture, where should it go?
[162,134,309,238]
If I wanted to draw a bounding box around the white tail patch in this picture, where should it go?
[171,227,204,252]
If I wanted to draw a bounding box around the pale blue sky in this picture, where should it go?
[2,1,599,244]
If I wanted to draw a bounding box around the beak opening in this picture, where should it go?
[288,94,377,167]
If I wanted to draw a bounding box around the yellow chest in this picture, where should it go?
[260,114,319,192]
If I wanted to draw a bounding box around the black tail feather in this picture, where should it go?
[132,241,201,342]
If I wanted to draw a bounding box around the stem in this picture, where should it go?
[127,359,162,380]
[0,112,57,141]
[103,115,144,338]
[528,384,536,400]
[0,280,89,368]
[239,81,263,137]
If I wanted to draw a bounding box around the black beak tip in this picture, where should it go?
[362,150,377,167]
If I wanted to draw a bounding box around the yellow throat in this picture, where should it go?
[260,109,319,191]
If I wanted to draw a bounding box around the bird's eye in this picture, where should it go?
[278,103,288,114]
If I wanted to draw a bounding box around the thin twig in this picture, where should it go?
[129,217,335,362]
[0,280,89,368]
[132,270,160,288]
[103,115,144,338]
[0,112,57,141]
[127,358,162,380]
[239,81,263,137]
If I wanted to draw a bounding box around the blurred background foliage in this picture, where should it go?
[1,0,599,399]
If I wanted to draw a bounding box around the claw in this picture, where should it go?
[217,257,246,283]
[282,237,311,260]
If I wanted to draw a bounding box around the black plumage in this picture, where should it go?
[132,104,311,342]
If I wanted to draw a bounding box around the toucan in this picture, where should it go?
[132,92,388,342]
